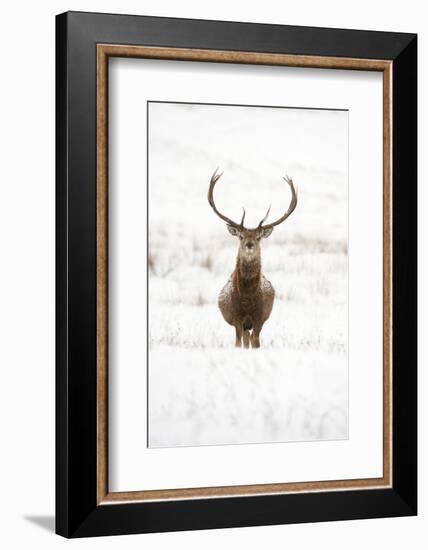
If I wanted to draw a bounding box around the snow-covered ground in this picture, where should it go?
[148,102,348,447]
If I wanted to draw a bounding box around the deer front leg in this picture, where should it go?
[243,329,251,349]
[235,325,243,347]
[250,325,262,348]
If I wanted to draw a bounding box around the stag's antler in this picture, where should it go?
[208,170,297,230]
[208,169,246,229]
[258,175,297,229]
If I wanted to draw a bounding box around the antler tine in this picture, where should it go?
[257,205,271,228]
[259,176,298,229]
[240,207,246,227]
[207,170,246,229]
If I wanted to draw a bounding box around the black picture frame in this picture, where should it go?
[56,11,417,538]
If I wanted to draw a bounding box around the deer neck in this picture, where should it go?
[235,253,261,293]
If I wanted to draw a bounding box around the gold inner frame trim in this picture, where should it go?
[96,44,393,505]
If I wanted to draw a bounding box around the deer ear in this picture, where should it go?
[260,226,274,239]
[227,225,241,237]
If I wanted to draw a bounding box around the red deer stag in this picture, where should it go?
[208,170,297,348]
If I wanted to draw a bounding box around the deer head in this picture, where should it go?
[208,169,297,261]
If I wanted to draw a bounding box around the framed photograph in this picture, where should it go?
[56,11,417,538]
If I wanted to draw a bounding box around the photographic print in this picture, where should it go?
[148,101,348,448]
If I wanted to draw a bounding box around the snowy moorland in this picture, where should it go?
[148,102,348,447]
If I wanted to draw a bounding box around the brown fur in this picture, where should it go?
[218,228,274,348]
